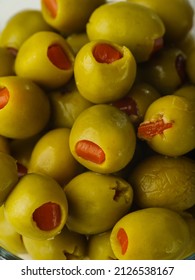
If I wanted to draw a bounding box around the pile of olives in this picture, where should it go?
[0,0,195,260]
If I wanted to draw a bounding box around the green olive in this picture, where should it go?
[4,173,68,240]
[14,31,75,89]
[0,205,26,255]
[139,47,187,94]
[74,40,137,103]
[174,84,195,102]
[69,104,136,174]
[137,95,195,156]
[28,128,81,185]
[0,47,15,76]
[0,76,50,139]
[88,230,116,260]
[126,0,194,42]
[178,31,195,57]
[49,79,93,129]
[110,207,190,260]
[0,152,18,206]
[41,0,105,35]
[0,10,53,52]
[23,226,87,260]
[87,1,165,62]
[64,171,133,235]
[128,155,195,211]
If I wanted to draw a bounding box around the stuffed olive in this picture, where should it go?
[74,40,137,104]
[137,95,195,156]
[0,76,50,139]
[15,31,75,89]
[69,104,136,174]
[41,0,105,35]
[110,207,190,260]
[4,173,68,240]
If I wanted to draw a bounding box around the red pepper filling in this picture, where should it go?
[138,118,173,140]
[117,228,128,255]
[0,87,9,109]
[33,202,61,231]
[112,96,138,116]
[93,43,122,64]
[47,44,72,70]
[75,140,105,164]
[43,0,58,18]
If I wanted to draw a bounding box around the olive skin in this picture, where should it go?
[28,128,81,185]
[69,104,136,174]
[110,207,190,260]
[137,95,195,156]
[0,47,15,76]
[0,10,53,52]
[174,85,195,102]
[15,31,75,89]
[49,80,93,129]
[74,40,137,104]
[128,155,195,212]
[0,152,18,206]
[0,76,50,139]
[88,230,116,260]
[4,173,68,240]
[0,205,26,256]
[127,0,194,42]
[23,226,87,260]
[64,171,133,235]
[41,0,105,36]
[87,1,165,62]
[66,33,89,54]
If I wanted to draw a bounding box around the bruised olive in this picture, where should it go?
[41,0,105,35]
[74,40,136,104]
[137,95,195,156]
[0,205,26,256]
[64,171,133,235]
[4,173,68,240]
[23,226,87,260]
[28,128,81,185]
[110,207,190,260]
[0,76,50,139]
[69,104,136,174]
[15,31,75,89]
[87,1,165,62]
[0,10,53,53]
[0,152,18,206]
[129,155,195,211]
[186,48,195,84]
